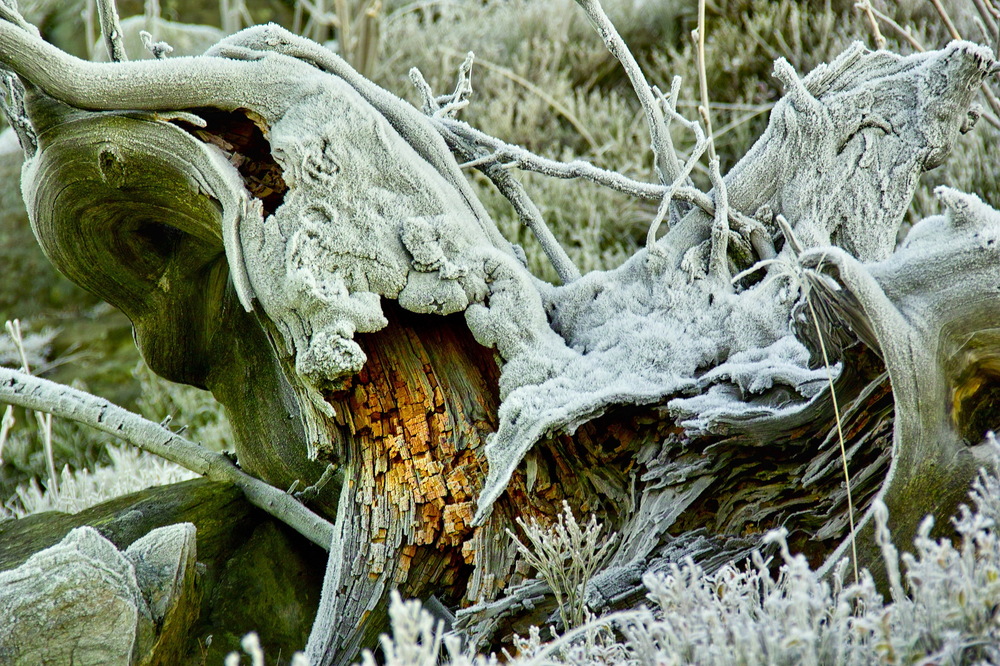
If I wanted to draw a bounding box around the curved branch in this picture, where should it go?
[573,0,682,189]
[0,17,296,120]
[0,368,335,550]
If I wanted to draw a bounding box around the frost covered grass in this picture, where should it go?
[0,443,198,518]
[368,453,1000,665]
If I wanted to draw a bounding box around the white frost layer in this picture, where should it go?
[473,250,825,523]
[193,29,988,523]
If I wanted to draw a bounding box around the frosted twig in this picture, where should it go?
[693,0,716,162]
[436,51,474,118]
[412,66,581,283]
[95,0,127,62]
[433,112,768,262]
[440,47,598,151]
[707,158,730,281]
[139,31,173,59]
[0,367,335,550]
[408,66,437,115]
[854,0,886,50]
[775,214,802,256]
[0,0,37,36]
[486,166,582,283]
[573,0,684,188]
[972,0,1000,54]
[773,59,821,114]
[436,116,708,206]
[646,94,710,254]
[872,500,905,602]
[863,5,921,51]
[296,462,338,502]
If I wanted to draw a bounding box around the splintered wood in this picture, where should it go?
[327,304,500,597]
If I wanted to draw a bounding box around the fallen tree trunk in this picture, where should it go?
[0,2,998,663]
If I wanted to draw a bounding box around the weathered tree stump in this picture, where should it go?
[0,3,998,664]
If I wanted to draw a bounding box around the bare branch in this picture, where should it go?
[430,112,768,263]
[863,4,923,52]
[413,66,581,283]
[971,0,999,49]
[646,91,711,254]
[435,116,705,205]
[440,47,599,151]
[96,0,127,62]
[854,0,887,50]
[928,0,962,41]
[0,0,37,36]
[436,51,473,118]
[0,367,335,550]
[573,0,684,189]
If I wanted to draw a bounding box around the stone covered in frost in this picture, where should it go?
[0,526,153,665]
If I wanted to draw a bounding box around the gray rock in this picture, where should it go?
[0,526,153,665]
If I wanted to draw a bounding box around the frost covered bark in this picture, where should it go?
[0,1,998,664]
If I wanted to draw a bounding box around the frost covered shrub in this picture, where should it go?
[369,456,1000,666]
[509,502,618,630]
[358,591,498,666]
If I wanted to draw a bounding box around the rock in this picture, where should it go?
[0,526,154,665]
[0,479,327,663]
[125,524,200,666]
